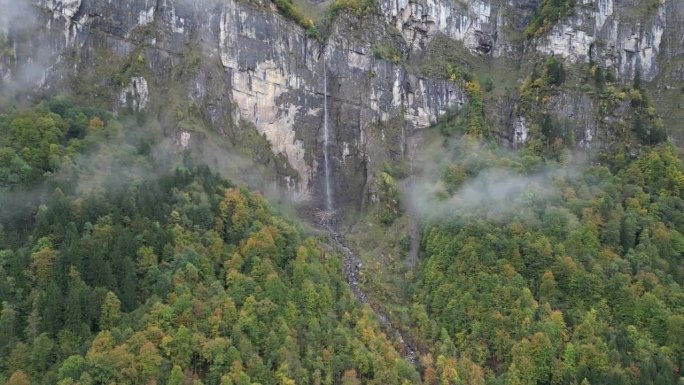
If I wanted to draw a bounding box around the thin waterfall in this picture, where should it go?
[323,65,333,212]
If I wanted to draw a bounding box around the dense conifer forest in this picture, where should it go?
[1,96,682,385]
[0,100,420,385]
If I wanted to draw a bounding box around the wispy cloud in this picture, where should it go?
[405,137,581,222]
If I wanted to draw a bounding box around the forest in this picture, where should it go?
[1,85,682,385]
[386,57,684,385]
[0,0,683,382]
[0,99,419,385]
[406,138,684,385]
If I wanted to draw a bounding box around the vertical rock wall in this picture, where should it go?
[1,0,682,208]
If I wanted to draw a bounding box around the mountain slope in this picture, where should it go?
[0,100,419,385]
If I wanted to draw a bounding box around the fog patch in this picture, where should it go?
[405,137,584,222]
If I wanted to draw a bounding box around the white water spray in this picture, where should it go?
[323,65,333,212]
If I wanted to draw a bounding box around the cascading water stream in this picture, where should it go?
[323,65,333,212]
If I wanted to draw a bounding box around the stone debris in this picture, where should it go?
[317,213,418,366]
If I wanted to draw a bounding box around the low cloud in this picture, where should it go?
[0,0,55,95]
[404,137,581,222]
[0,0,36,33]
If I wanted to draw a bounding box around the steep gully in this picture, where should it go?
[317,219,419,366]
[315,67,418,367]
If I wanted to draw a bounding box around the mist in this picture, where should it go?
[0,0,35,33]
[0,0,303,221]
[405,137,582,222]
[0,0,56,97]
[189,132,304,216]
[0,0,305,223]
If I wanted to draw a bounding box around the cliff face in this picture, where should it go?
[380,0,536,57]
[382,0,682,81]
[527,0,684,145]
[2,0,463,209]
[216,2,462,207]
[1,0,682,209]
[381,0,683,143]
[533,0,683,82]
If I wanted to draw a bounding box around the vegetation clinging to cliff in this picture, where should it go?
[525,0,576,38]
[272,0,319,37]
